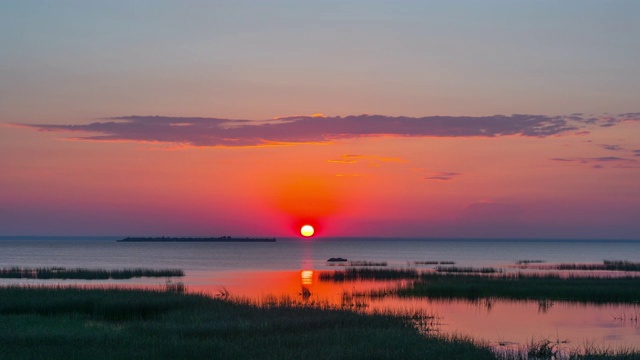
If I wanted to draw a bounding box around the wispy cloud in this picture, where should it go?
[587,156,635,162]
[577,113,640,127]
[19,113,594,147]
[424,172,462,181]
[601,144,623,151]
[327,154,406,166]
[551,156,638,169]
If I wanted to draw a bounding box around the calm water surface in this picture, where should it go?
[2,237,640,350]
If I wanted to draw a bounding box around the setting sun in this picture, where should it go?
[300,225,315,237]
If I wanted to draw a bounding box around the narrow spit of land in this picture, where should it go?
[117,236,276,242]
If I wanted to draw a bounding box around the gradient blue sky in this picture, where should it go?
[2,1,639,238]
[2,1,639,121]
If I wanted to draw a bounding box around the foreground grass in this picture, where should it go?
[494,338,640,360]
[0,286,498,360]
[396,273,640,303]
[0,266,184,280]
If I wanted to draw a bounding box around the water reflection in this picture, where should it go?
[184,269,640,352]
[538,299,554,313]
[300,270,313,301]
[300,270,313,285]
[31,269,639,352]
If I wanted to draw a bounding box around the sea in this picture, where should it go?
[2,236,640,351]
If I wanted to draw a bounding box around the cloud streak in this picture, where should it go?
[425,172,462,181]
[551,156,638,169]
[327,154,406,165]
[21,113,590,147]
[601,144,623,151]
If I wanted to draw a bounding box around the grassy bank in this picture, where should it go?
[434,266,503,274]
[319,268,420,281]
[322,269,640,303]
[318,266,502,282]
[395,273,640,303]
[0,266,184,280]
[0,285,498,360]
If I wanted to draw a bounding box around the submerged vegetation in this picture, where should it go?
[0,285,501,360]
[0,266,184,280]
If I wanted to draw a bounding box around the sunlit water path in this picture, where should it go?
[2,237,640,350]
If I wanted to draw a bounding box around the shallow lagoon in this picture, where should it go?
[2,237,640,351]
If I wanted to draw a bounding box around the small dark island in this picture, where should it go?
[118,236,276,243]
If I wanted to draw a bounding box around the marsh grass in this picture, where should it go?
[555,261,640,272]
[0,285,502,360]
[319,268,420,282]
[349,260,388,267]
[320,266,640,304]
[0,266,184,280]
[396,273,640,303]
[1,285,638,359]
[493,338,640,360]
[516,260,640,272]
[515,260,546,265]
[321,268,640,303]
[435,266,503,274]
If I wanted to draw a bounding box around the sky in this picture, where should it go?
[1,1,639,239]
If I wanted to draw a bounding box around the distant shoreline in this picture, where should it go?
[117,236,276,243]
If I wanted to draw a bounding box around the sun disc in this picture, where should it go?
[300,225,315,237]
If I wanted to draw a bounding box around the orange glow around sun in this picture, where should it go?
[300,225,315,237]
[266,174,344,237]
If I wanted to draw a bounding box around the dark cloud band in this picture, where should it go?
[20,113,624,147]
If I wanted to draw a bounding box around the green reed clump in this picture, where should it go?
[396,273,640,304]
[435,266,503,274]
[319,268,420,282]
[0,285,501,360]
[0,266,184,280]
